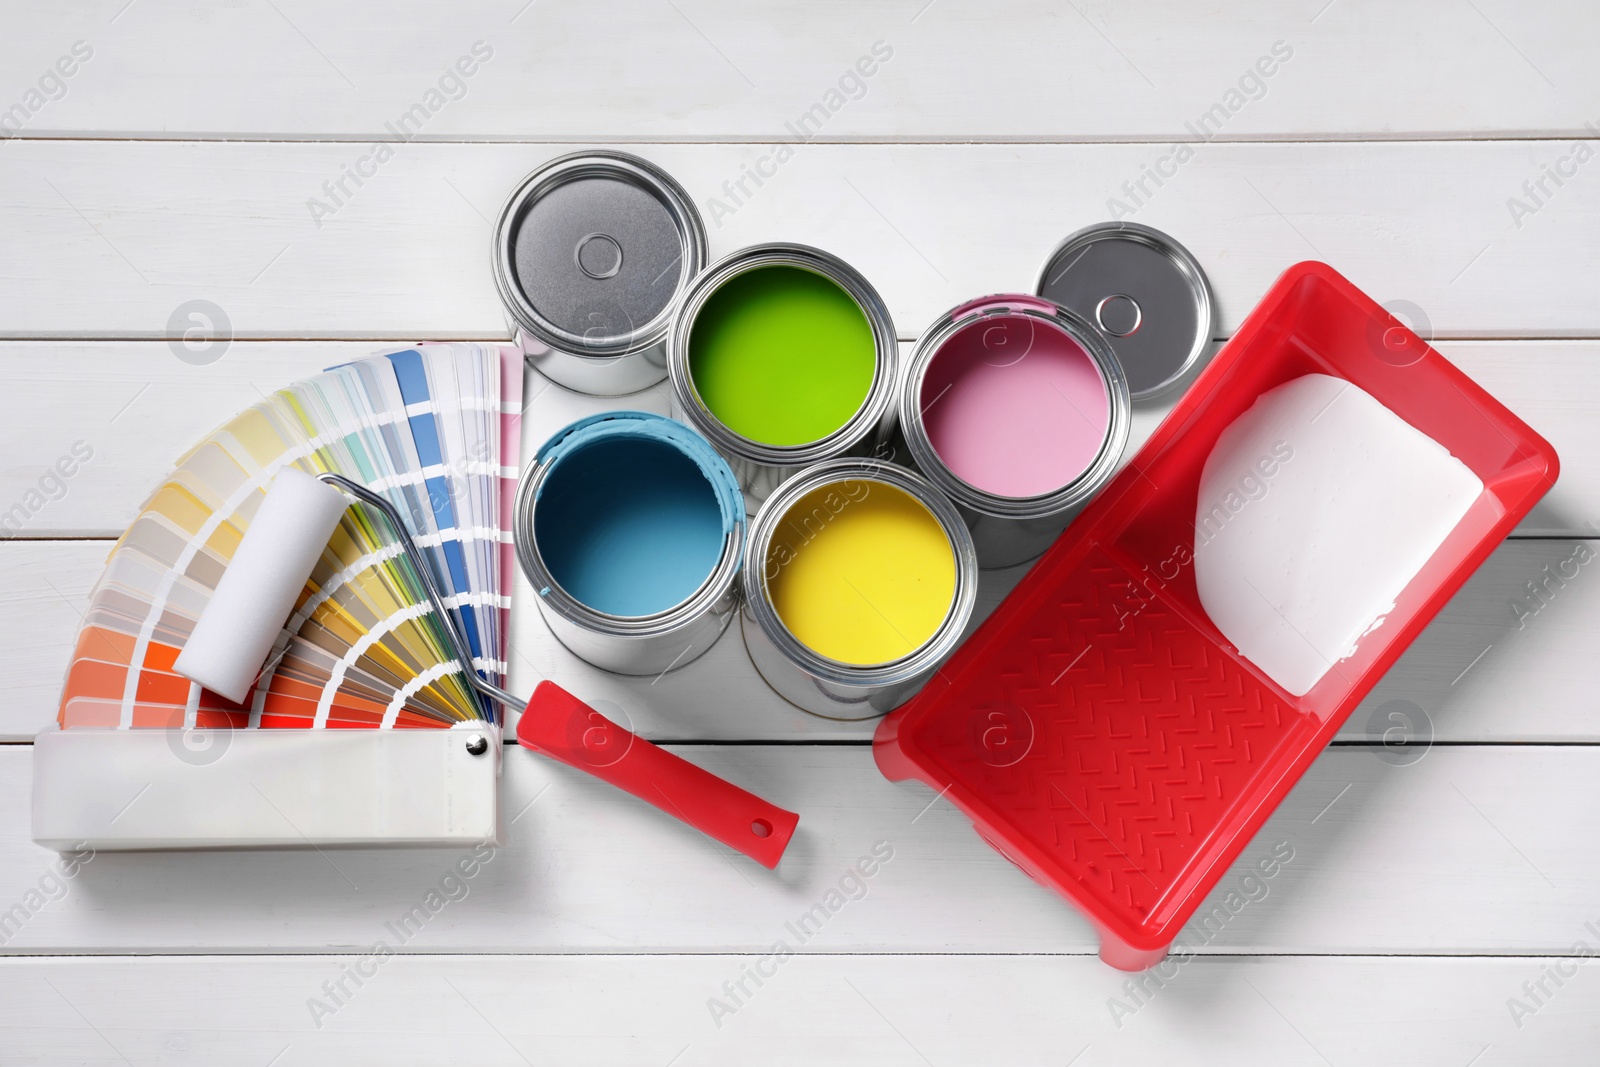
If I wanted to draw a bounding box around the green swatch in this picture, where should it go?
[688,265,875,446]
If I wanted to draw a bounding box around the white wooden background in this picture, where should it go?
[3,1,1599,1063]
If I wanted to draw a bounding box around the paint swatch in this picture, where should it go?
[58,344,524,731]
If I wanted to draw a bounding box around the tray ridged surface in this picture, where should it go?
[911,546,1313,925]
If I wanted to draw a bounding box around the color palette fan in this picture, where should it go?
[57,344,523,733]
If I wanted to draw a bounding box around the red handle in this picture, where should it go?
[515,681,799,869]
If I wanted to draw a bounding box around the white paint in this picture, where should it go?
[1196,374,1482,695]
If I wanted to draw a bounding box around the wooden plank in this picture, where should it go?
[1,954,1594,1065]
[0,340,1593,539]
[2,141,1598,340]
[3,1,1596,142]
[4,744,1599,955]
[0,540,102,740]
[5,536,1597,744]
[0,342,382,538]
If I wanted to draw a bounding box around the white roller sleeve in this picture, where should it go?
[174,468,350,704]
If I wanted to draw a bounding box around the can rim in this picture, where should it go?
[1035,220,1216,401]
[899,294,1132,519]
[493,151,708,360]
[742,458,978,685]
[667,244,898,466]
[514,419,744,640]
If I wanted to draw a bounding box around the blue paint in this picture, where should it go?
[534,412,741,617]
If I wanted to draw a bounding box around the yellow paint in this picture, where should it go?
[765,480,956,666]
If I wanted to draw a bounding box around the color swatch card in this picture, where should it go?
[59,344,524,732]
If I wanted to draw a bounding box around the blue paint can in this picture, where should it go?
[515,412,744,675]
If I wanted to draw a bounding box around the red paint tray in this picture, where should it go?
[873,262,1559,969]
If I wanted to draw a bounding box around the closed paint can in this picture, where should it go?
[898,294,1131,569]
[668,244,897,509]
[494,152,707,396]
[741,460,978,720]
[515,412,744,675]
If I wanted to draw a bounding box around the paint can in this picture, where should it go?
[741,459,978,720]
[897,294,1131,569]
[494,152,707,396]
[514,412,744,676]
[1036,221,1216,401]
[668,244,898,510]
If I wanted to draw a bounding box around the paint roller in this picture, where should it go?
[174,467,349,704]
[172,468,799,869]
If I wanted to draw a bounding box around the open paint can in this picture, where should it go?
[515,412,744,675]
[494,152,707,396]
[741,459,978,720]
[899,294,1131,569]
[668,244,898,509]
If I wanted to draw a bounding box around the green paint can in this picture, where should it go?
[668,244,898,509]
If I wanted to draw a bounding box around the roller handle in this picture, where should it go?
[516,681,798,869]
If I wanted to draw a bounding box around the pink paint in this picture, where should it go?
[919,313,1111,498]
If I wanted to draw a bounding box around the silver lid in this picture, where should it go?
[1036,221,1215,401]
[494,152,707,359]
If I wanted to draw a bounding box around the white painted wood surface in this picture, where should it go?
[2,744,1597,955]
[3,1,1597,142]
[3,1,1599,1062]
[2,141,1599,340]
[4,955,1596,1066]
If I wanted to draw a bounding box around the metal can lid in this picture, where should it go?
[495,152,706,357]
[1036,221,1215,401]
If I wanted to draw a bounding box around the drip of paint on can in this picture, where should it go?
[534,433,728,617]
[919,315,1112,498]
[688,265,875,446]
[765,481,956,665]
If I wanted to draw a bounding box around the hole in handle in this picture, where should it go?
[750,819,773,838]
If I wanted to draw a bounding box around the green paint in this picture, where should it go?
[688,265,875,446]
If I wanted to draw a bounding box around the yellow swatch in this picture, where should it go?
[766,481,956,666]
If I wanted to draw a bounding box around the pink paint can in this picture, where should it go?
[898,295,1130,568]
